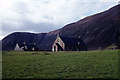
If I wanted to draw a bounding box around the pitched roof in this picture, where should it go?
[18,43,25,48]
[18,43,39,50]
[59,36,81,46]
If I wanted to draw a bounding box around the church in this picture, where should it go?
[52,34,87,52]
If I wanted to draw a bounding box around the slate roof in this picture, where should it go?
[18,43,25,48]
[59,36,81,46]
[16,43,39,51]
[18,43,36,49]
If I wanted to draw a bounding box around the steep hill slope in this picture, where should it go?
[1,5,120,51]
[59,5,120,50]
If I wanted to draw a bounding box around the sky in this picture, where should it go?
[0,0,119,40]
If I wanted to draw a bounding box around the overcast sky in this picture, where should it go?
[0,0,119,40]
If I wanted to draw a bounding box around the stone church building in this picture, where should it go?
[52,34,87,52]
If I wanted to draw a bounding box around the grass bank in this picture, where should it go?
[2,50,120,79]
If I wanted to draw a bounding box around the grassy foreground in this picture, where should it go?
[2,50,120,79]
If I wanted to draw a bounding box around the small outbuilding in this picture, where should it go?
[14,43,23,51]
[14,42,39,51]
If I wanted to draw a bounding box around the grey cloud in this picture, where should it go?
[2,19,63,37]
[43,16,54,20]
[22,20,62,32]
[14,2,28,14]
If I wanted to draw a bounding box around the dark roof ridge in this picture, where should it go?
[59,35,80,39]
[58,35,81,46]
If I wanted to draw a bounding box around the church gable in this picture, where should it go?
[52,34,87,52]
[54,36,65,47]
[52,35,65,52]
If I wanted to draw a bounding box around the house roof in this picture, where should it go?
[18,43,36,49]
[18,43,25,48]
[59,36,82,46]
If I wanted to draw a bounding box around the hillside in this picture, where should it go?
[1,5,120,51]
[59,5,120,50]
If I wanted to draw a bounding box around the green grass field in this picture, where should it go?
[2,50,120,79]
